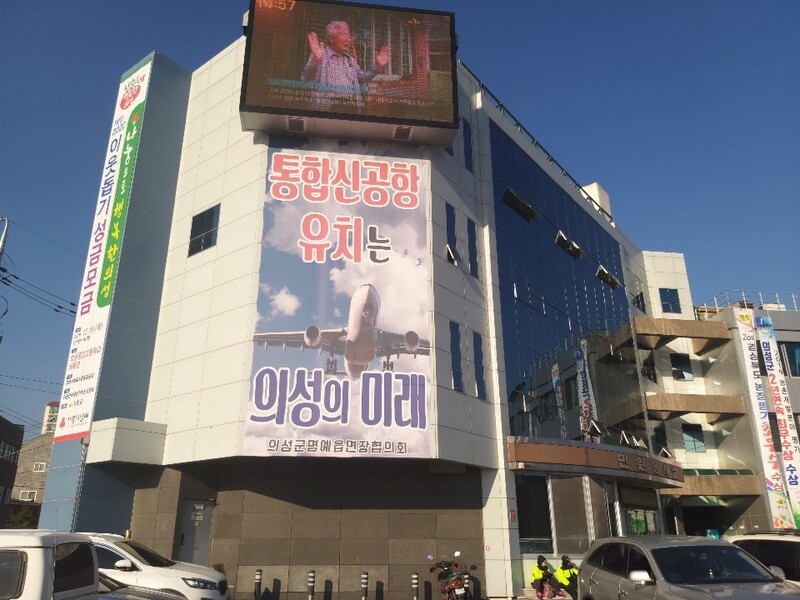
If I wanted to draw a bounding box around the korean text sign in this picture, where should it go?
[243,146,433,458]
[54,60,152,442]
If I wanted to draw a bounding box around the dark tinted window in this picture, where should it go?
[114,540,175,568]
[95,545,126,569]
[601,543,629,576]
[53,543,95,592]
[652,545,775,585]
[188,204,220,257]
[0,551,25,599]
[747,540,798,580]
[585,545,605,568]
[473,331,486,399]
[627,546,653,579]
[462,119,473,173]
[450,321,464,392]
[467,219,478,278]
[659,288,681,313]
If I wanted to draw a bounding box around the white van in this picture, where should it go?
[0,530,98,600]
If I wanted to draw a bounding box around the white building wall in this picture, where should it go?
[145,38,263,464]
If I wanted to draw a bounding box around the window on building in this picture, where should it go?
[33,462,47,472]
[681,424,706,452]
[462,119,474,173]
[54,542,95,593]
[467,219,478,278]
[670,353,693,381]
[445,203,460,265]
[188,204,220,257]
[781,342,800,377]
[516,474,553,553]
[20,490,37,501]
[642,351,657,384]
[659,288,681,314]
[632,291,646,314]
[473,331,486,399]
[450,321,464,392]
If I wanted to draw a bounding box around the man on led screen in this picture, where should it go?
[301,20,390,114]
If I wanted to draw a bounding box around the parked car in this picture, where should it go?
[730,531,800,584]
[0,529,98,600]
[99,573,188,599]
[83,533,228,600]
[578,535,800,599]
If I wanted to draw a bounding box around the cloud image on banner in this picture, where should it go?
[243,142,432,458]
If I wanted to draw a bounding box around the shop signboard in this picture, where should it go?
[243,144,432,458]
[54,59,152,443]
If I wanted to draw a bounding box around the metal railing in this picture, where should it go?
[695,290,799,320]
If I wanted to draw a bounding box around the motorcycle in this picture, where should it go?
[428,551,472,600]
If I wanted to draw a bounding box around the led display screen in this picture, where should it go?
[242,0,457,128]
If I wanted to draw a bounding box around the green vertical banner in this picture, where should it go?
[97,101,145,308]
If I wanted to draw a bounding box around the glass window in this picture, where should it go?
[20,490,36,501]
[516,474,553,554]
[652,545,775,585]
[551,476,589,555]
[682,424,706,453]
[445,203,459,265]
[467,219,478,278]
[33,462,47,472]
[627,545,653,579]
[113,540,175,568]
[632,291,646,314]
[188,204,220,257]
[781,342,800,377]
[0,551,25,599]
[747,540,798,581]
[659,288,681,313]
[670,353,693,381]
[95,545,126,570]
[450,321,464,392]
[473,331,486,399]
[54,542,95,592]
[462,119,473,173]
[600,543,628,576]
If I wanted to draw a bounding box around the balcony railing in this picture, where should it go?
[696,290,799,320]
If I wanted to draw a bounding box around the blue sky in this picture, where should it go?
[1,1,798,434]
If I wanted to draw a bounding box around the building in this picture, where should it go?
[0,415,23,526]
[10,431,53,521]
[38,2,798,599]
[42,401,59,435]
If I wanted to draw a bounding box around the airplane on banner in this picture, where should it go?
[253,283,430,378]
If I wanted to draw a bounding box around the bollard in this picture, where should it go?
[411,572,419,600]
[361,571,368,600]
[308,569,315,600]
[254,569,263,600]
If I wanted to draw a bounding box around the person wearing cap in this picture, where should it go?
[531,556,565,598]
[555,555,579,599]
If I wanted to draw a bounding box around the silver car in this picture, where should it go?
[578,535,800,599]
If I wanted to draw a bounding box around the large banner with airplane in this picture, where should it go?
[242,144,433,458]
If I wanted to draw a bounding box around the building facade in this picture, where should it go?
[39,3,798,599]
[0,415,23,526]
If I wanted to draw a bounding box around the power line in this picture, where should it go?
[7,218,83,261]
[0,373,61,387]
[0,381,61,395]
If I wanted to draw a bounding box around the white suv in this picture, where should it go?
[730,532,800,585]
[84,533,229,600]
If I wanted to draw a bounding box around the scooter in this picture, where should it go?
[428,551,472,600]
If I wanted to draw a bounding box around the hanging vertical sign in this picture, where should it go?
[53,59,153,443]
[552,364,567,439]
[576,339,599,442]
[756,315,800,527]
[735,309,795,528]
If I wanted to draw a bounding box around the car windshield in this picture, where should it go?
[652,545,778,585]
[114,540,176,567]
